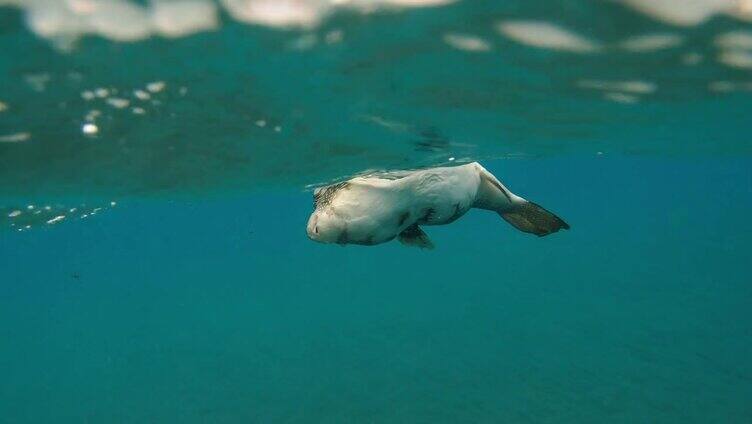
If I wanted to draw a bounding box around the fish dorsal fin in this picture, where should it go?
[398,224,434,249]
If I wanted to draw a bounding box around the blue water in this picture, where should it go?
[2,0,752,422]
[2,157,751,422]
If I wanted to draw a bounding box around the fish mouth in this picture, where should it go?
[306,215,320,241]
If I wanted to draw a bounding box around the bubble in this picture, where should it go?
[325,29,343,45]
[578,80,656,94]
[0,133,31,143]
[443,33,491,52]
[106,98,130,109]
[82,123,99,135]
[46,215,65,224]
[134,90,151,100]
[682,52,703,65]
[146,81,166,93]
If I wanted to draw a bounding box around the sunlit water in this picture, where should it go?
[1,1,752,422]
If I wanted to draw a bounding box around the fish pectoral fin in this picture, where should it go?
[397,224,434,249]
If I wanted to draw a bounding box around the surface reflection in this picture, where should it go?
[0,0,751,200]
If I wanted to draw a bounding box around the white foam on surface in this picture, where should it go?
[604,92,639,104]
[496,21,601,53]
[0,132,31,143]
[442,33,491,52]
[709,80,752,92]
[715,30,752,49]
[151,0,218,38]
[618,0,733,26]
[221,0,328,28]
[618,33,683,52]
[2,0,459,47]
[578,80,656,94]
[718,49,752,69]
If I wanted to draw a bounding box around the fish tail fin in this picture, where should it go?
[499,200,570,237]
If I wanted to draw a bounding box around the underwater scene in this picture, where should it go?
[1,0,752,422]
